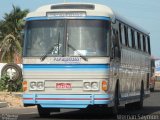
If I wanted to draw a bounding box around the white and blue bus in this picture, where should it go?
[22,3,151,117]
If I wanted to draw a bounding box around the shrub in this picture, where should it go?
[0,74,22,92]
[0,74,9,91]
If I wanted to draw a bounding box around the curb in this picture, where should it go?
[0,92,22,97]
[0,102,7,108]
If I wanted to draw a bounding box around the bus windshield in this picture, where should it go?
[23,19,110,57]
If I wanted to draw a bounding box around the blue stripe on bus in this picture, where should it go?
[23,64,110,69]
[23,94,111,108]
[26,16,111,21]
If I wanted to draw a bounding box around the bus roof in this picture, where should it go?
[114,11,149,34]
[26,3,149,34]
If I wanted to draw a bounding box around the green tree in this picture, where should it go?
[0,5,29,62]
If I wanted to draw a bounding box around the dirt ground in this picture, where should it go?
[0,92,34,108]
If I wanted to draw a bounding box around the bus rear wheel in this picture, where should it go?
[125,81,144,110]
[150,87,154,92]
[134,81,144,110]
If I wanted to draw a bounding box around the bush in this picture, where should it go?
[0,74,9,91]
[0,74,22,92]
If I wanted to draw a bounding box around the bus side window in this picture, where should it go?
[124,26,128,46]
[143,35,146,52]
[128,28,132,47]
[147,36,151,54]
[134,31,138,49]
[121,24,125,45]
[111,29,120,59]
[119,23,122,43]
[111,29,115,58]
[137,32,141,50]
[140,34,144,51]
[145,36,149,53]
[131,29,135,48]
[115,31,121,58]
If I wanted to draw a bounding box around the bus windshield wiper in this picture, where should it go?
[68,44,88,61]
[40,33,61,61]
[40,46,56,61]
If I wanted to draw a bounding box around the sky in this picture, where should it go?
[0,0,160,57]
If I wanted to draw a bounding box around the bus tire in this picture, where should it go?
[150,87,154,92]
[112,82,120,115]
[1,63,22,81]
[134,81,144,110]
[37,105,51,118]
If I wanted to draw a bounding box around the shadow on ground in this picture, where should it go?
[19,106,160,120]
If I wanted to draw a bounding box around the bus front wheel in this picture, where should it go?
[37,105,51,118]
[112,82,120,115]
[37,105,60,118]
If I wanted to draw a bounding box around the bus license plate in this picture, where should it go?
[56,83,72,89]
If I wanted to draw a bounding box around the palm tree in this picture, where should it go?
[0,34,21,62]
[0,5,29,63]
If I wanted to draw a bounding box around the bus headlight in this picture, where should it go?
[30,81,45,91]
[91,82,99,90]
[37,82,45,90]
[83,82,91,90]
[83,81,99,91]
[30,82,37,90]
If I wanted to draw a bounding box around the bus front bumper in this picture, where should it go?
[23,94,112,108]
